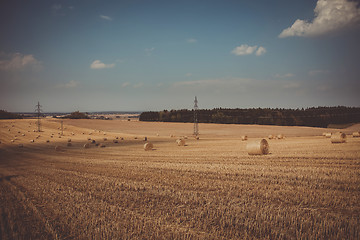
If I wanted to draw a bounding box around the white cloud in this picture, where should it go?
[231,44,266,56]
[187,38,198,43]
[275,73,295,78]
[255,46,267,56]
[133,83,143,88]
[90,60,115,69]
[145,48,155,56]
[56,80,79,89]
[279,0,360,38]
[122,82,130,87]
[100,15,112,21]
[0,52,43,71]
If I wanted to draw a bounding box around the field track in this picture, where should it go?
[0,119,359,239]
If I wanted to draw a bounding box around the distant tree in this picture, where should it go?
[64,111,90,119]
[0,110,23,119]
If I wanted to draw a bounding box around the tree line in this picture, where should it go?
[139,106,360,128]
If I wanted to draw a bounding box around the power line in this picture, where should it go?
[193,96,199,136]
[35,101,42,132]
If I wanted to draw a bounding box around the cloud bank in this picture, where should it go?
[90,60,115,69]
[279,0,360,38]
[0,52,43,71]
[231,44,266,56]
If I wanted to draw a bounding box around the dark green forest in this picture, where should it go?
[0,110,23,119]
[139,106,360,128]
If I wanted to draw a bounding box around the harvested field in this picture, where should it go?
[0,119,359,239]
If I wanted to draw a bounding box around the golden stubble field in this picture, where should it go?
[0,118,359,239]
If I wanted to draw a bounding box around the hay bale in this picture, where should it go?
[67,142,72,147]
[241,135,248,141]
[176,139,186,146]
[322,132,327,136]
[55,146,62,151]
[325,133,332,138]
[331,132,346,143]
[170,134,175,138]
[144,142,153,151]
[22,134,25,136]
[67,138,71,142]
[246,139,269,155]
[195,136,199,140]
[11,140,15,143]
[83,143,90,148]
[30,139,35,143]
[268,135,274,139]
[352,132,360,138]
[277,134,284,140]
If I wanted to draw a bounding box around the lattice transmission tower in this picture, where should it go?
[35,101,42,132]
[193,96,199,136]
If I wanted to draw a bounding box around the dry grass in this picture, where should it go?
[0,119,359,239]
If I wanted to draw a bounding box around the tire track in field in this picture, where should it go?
[0,175,60,240]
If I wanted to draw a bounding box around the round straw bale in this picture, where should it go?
[352,132,360,138]
[83,143,90,148]
[156,133,159,136]
[89,132,92,135]
[67,142,72,147]
[331,132,346,143]
[67,138,71,142]
[22,134,25,136]
[176,139,186,146]
[55,146,62,151]
[277,134,284,140]
[268,135,274,139]
[30,139,35,143]
[322,132,327,136]
[184,136,188,139]
[195,136,200,140]
[170,134,175,138]
[241,135,248,141]
[325,133,332,138]
[11,140,15,143]
[144,142,153,151]
[246,139,269,155]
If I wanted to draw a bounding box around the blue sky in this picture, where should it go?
[1,0,360,112]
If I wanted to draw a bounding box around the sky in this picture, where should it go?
[0,0,360,112]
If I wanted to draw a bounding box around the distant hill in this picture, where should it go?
[140,106,360,128]
[0,110,23,119]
